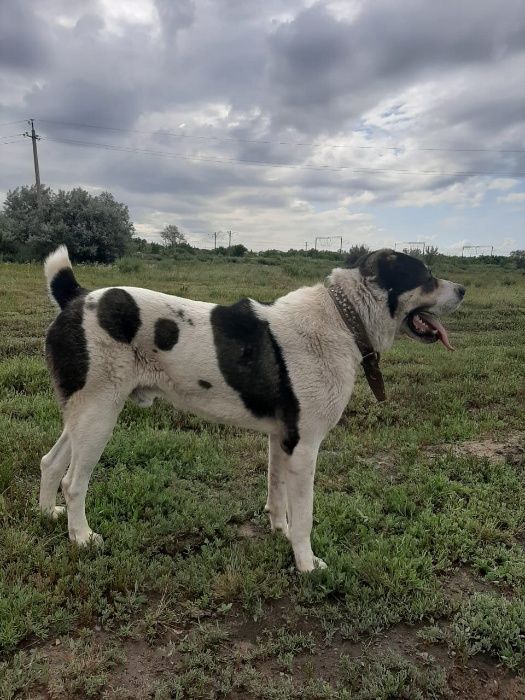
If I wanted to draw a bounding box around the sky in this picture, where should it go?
[1,0,524,253]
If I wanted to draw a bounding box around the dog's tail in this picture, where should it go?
[44,246,84,310]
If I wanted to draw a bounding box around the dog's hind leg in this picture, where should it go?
[264,434,289,536]
[61,394,124,546]
[39,429,71,519]
[284,440,326,572]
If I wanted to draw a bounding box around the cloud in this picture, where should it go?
[498,192,525,203]
[0,0,524,251]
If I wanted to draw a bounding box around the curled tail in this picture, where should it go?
[44,246,85,310]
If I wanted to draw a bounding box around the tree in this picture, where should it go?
[0,185,134,262]
[510,250,525,269]
[160,224,187,248]
[346,244,370,266]
[230,243,248,257]
[424,245,439,265]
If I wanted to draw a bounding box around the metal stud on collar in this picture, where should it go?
[327,284,386,402]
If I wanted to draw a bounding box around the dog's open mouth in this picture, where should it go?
[404,310,454,351]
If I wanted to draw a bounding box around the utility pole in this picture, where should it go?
[305,242,308,251]
[213,231,218,250]
[24,119,42,210]
[339,236,343,254]
[228,230,232,250]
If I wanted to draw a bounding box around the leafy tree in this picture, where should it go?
[424,246,439,265]
[346,244,370,266]
[0,185,134,262]
[229,243,248,257]
[510,250,525,269]
[160,224,187,247]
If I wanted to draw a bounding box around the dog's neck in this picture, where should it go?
[328,268,398,353]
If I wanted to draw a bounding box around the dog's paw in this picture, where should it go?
[264,505,289,537]
[50,505,66,520]
[71,530,104,548]
[312,556,328,570]
[40,505,66,520]
[296,555,328,573]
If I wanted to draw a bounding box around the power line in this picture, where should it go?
[39,135,525,177]
[0,133,23,139]
[0,119,26,128]
[36,117,525,154]
[0,139,22,146]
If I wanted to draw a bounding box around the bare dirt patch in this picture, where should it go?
[433,432,525,466]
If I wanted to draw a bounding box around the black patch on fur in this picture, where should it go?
[198,379,212,389]
[421,276,439,294]
[211,299,300,454]
[50,268,84,310]
[360,250,435,317]
[175,309,194,326]
[45,294,89,401]
[97,288,141,343]
[154,318,179,351]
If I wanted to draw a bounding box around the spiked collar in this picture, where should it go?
[327,284,386,402]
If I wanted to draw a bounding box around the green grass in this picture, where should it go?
[0,257,524,698]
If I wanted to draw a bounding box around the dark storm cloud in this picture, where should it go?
[0,2,51,72]
[154,0,195,35]
[267,0,525,133]
[27,79,142,130]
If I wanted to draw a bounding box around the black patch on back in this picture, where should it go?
[50,268,84,310]
[97,288,141,343]
[360,250,434,317]
[211,299,300,454]
[175,308,194,326]
[154,318,179,351]
[198,379,212,389]
[46,294,89,401]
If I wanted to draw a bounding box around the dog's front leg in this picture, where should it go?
[265,434,289,536]
[285,440,326,572]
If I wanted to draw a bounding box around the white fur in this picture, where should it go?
[39,249,464,571]
[44,246,73,305]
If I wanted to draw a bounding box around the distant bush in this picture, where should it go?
[229,243,248,257]
[117,257,142,273]
[257,257,280,266]
[511,250,525,269]
[346,244,370,266]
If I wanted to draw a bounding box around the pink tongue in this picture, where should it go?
[420,313,454,351]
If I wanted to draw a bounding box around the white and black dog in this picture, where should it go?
[40,246,465,571]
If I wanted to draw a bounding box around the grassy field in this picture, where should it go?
[0,256,524,699]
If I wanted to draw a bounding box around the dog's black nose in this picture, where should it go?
[457,285,466,299]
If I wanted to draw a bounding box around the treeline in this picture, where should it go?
[0,185,523,269]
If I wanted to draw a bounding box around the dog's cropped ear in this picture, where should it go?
[351,249,395,279]
[375,252,403,291]
[345,250,375,269]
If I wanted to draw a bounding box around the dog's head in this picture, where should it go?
[349,249,465,350]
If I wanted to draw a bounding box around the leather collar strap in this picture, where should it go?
[327,284,386,402]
